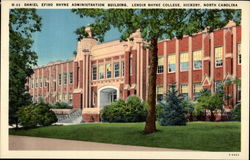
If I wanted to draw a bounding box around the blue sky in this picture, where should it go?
[32,9,122,66]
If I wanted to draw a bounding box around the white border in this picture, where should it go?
[1,0,249,159]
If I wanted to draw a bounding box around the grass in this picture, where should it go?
[9,121,240,151]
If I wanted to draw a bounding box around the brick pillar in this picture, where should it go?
[74,62,78,89]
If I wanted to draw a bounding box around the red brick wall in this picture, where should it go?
[156,74,163,85]
[124,51,130,84]
[130,50,137,85]
[74,62,78,89]
[204,35,210,57]
[105,57,111,61]
[179,37,189,53]
[167,73,176,84]
[214,30,224,47]
[193,70,202,82]
[214,68,223,81]
[180,71,188,83]
[73,93,82,108]
[167,39,176,54]
[79,60,83,88]
[113,56,119,60]
[236,26,241,43]
[157,42,164,56]
[204,60,210,76]
[192,34,202,51]
[83,113,100,122]
[226,58,233,74]
[225,31,233,53]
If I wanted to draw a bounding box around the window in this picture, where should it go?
[39,77,42,88]
[168,55,176,73]
[215,47,223,67]
[92,65,97,80]
[63,72,67,84]
[193,83,202,100]
[58,94,62,102]
[121,61,125,77]
[69,72,73,83]
[156,86,164,102]
[35,78,38,88]
[236,83,241,102]
[69,94,73,104]
[44,77,47,87]
[180,53,189,71]
[58,73,62,85]
[114,62,120,78]
[180,84,188,99]
[193,50,202,69]
[168,84,176,91]
[130,55,133,75]
[106,63,112,78]
[238,43,241,64]
[30,78,33,88]
[215,81,223,93]
[98,64,105,79]
[157,56,164,73]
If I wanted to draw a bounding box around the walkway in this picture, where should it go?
[9,135,191,151]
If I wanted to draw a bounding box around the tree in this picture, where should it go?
[157,85,186,126]
[72,9,240,134]
[9,9,42,127]
[196,89,224,121]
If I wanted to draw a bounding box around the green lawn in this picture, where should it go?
[9,121,240,151]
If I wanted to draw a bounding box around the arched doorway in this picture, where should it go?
[98,86,119,108]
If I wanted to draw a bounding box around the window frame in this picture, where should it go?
[114,62,120,78]
[92,65,97,80]
[58,73,62,85]
[180,52,189,71]
[98,64,105,80]
[168,54,176,73]
[106,63,112,79]
[157,56,164,74]
[237,43,241,65]
[193,50,203,70]
[69,72,73,84]
[63,72,67,85]
[215,46,223,67]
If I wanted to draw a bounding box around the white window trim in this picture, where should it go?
[215,46,223,68]
[168,54,176,73]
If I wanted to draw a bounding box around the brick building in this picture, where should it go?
[27,21,241,122]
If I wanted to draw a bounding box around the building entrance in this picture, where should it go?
[99,88,117,108]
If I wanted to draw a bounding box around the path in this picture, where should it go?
[9,135,191,151]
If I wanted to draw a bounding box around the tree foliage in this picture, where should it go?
[157,86,186,126]
[101,96,147,122]
[195,89,224,121]
[17,104,58,128]
[72,9,240,133]
[9,9,42,127]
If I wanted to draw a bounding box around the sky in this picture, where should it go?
[32,9,122,66]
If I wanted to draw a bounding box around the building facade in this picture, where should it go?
[27,21,241,122]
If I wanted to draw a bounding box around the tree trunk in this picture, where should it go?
[144,37,158,134]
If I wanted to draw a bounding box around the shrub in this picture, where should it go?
[17,104,58,128]
[101,96,147,122]
[157,86,186,126]
[183,100,195,121]
[49,102,72,109]
[230,104,241,121]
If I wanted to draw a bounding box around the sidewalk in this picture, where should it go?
[9,135,190,151]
